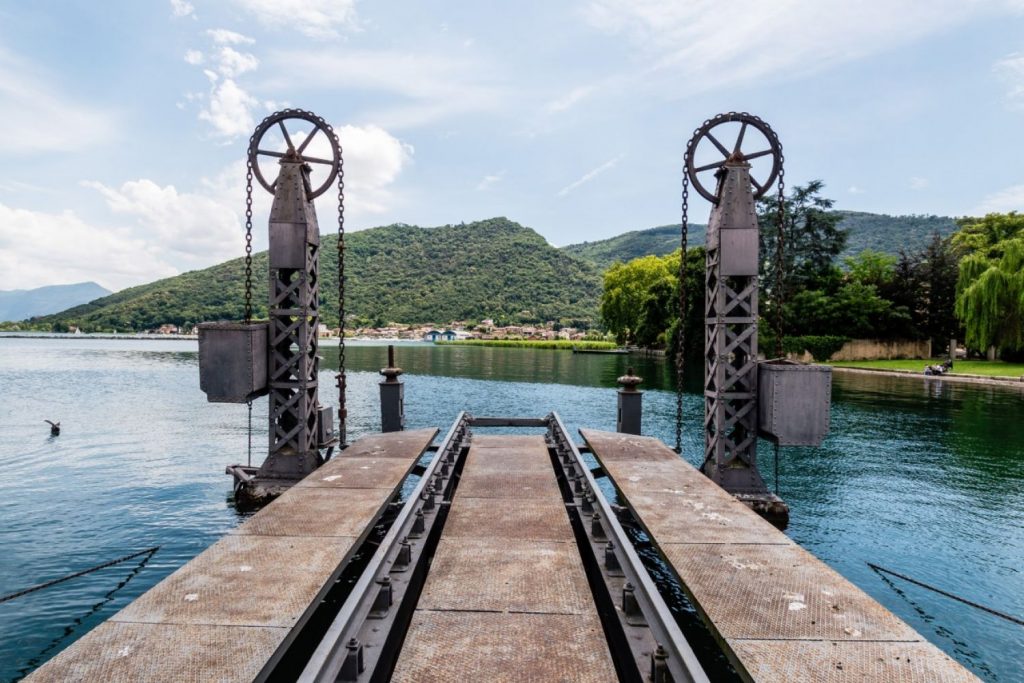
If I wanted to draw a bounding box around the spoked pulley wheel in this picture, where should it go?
[247,109,341,199]
[684,112,781,203]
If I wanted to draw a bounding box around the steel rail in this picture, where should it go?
[298,412,468,682]
[548,412,710,683]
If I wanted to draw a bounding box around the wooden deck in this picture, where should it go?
[580,429,981,683]
[25,429,438,683]
[390,434,617,682]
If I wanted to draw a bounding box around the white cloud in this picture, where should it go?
[0,202,177,291]
[0,48,114,154]
[557,155,623,197]
[170,0,195,18]
[582,1,1017,92]
[207,29,255,46]
[337,124,414,216]
[186,31,261,137]
[199,78,259,137]
[545,85,595,113]
[973,183,1024,214]
[476,172,504,191]
[231,0,357,39]
[910,176,929,190]
[84,179,244,267]
[215,47,259,77]
[995,52,1024,108]
[848,186,865,194]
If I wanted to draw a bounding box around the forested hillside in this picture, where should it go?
[562,212,958,270]
[32,218,602,332]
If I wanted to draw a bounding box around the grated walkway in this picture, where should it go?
[390,434,617,682]
[581,429,980,683]
[26,429,437,683]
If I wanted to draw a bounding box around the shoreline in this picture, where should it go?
[831,365,1024,389]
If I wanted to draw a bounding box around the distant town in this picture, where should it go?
[69,318,595,342]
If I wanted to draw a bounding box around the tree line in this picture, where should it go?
[601,181,1024,360]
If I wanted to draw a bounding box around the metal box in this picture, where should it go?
[317,406,335,447]
[757,360,831,446]
[198,322,269,403]
[719,229,759,276]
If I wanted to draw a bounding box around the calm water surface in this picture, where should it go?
[0,338,1021,681]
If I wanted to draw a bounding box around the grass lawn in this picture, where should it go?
[829,359,1024,377]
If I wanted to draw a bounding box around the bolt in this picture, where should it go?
[649,644,669,683]
[591,512,606,540]
[410,509,425,537]
[605,541,621,572]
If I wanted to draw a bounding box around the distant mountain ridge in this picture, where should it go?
[31,218,602,332]
[0,282,111,322]
[561,211,958,271]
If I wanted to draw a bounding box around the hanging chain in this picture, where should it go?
[675,149,691,454]
[773,147,786,359]
[244,156,255,464]
[335,132,347,445]
[244,160,254,324]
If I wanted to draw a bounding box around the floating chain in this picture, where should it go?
[675,147,691,455]
[335,131,347,445]
[774,148,786,359]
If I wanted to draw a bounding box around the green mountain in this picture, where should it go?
[836,211,957,255]
[561,224,706,272]
[31,218,602,332]
[561,212,958,270]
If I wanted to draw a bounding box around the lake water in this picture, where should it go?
[0,338,1021,681]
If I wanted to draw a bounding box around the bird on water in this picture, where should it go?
[44,420,60,436]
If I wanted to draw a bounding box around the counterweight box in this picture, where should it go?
[198,321,269,403]
[757,360,832,446]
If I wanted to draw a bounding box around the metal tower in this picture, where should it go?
[684,113,788,523]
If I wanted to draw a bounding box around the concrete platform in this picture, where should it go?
[580,429,980,683]
[391,435,618,682]
[26,428,438,683]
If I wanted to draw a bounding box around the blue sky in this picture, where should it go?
[1,0,1023,291]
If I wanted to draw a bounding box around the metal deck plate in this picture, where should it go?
[580,429,680,462]
[617,489,789,545]
[661,542,920,641]
[233,487,392,538]
[456,470,562,499]
[463,447,554,474]
[469,434,548,449]
[294,456,413,489]
[391,611,616,683]
[730,640,981,683]
[443,497,574,542]
[418,538,592,614]
[112,535,354,627]
[24,621,284,683]
[339,427,438,459]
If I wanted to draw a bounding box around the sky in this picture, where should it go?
[1,0,1024,292]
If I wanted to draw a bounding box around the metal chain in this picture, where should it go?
[774,148,786,359]
[675,149,691,455]
[244,160,254,323]
[244,157,255,464]
[335,132,347,445]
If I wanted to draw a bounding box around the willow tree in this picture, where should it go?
[955,238,1024,354]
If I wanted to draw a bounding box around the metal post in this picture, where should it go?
[379,345,405,433]
[949,338,956,365]
[257,159,325,486]
[702,158,787,524]
[616,367,643,435]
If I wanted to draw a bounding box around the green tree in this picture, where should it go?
[601,255,675,343]
[956,237,1024,354]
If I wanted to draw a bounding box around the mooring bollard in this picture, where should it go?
[379,344,405,432]
[616,366,643,435]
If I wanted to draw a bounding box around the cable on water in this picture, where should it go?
[868,562,1024,627]
[0,546,160,604]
